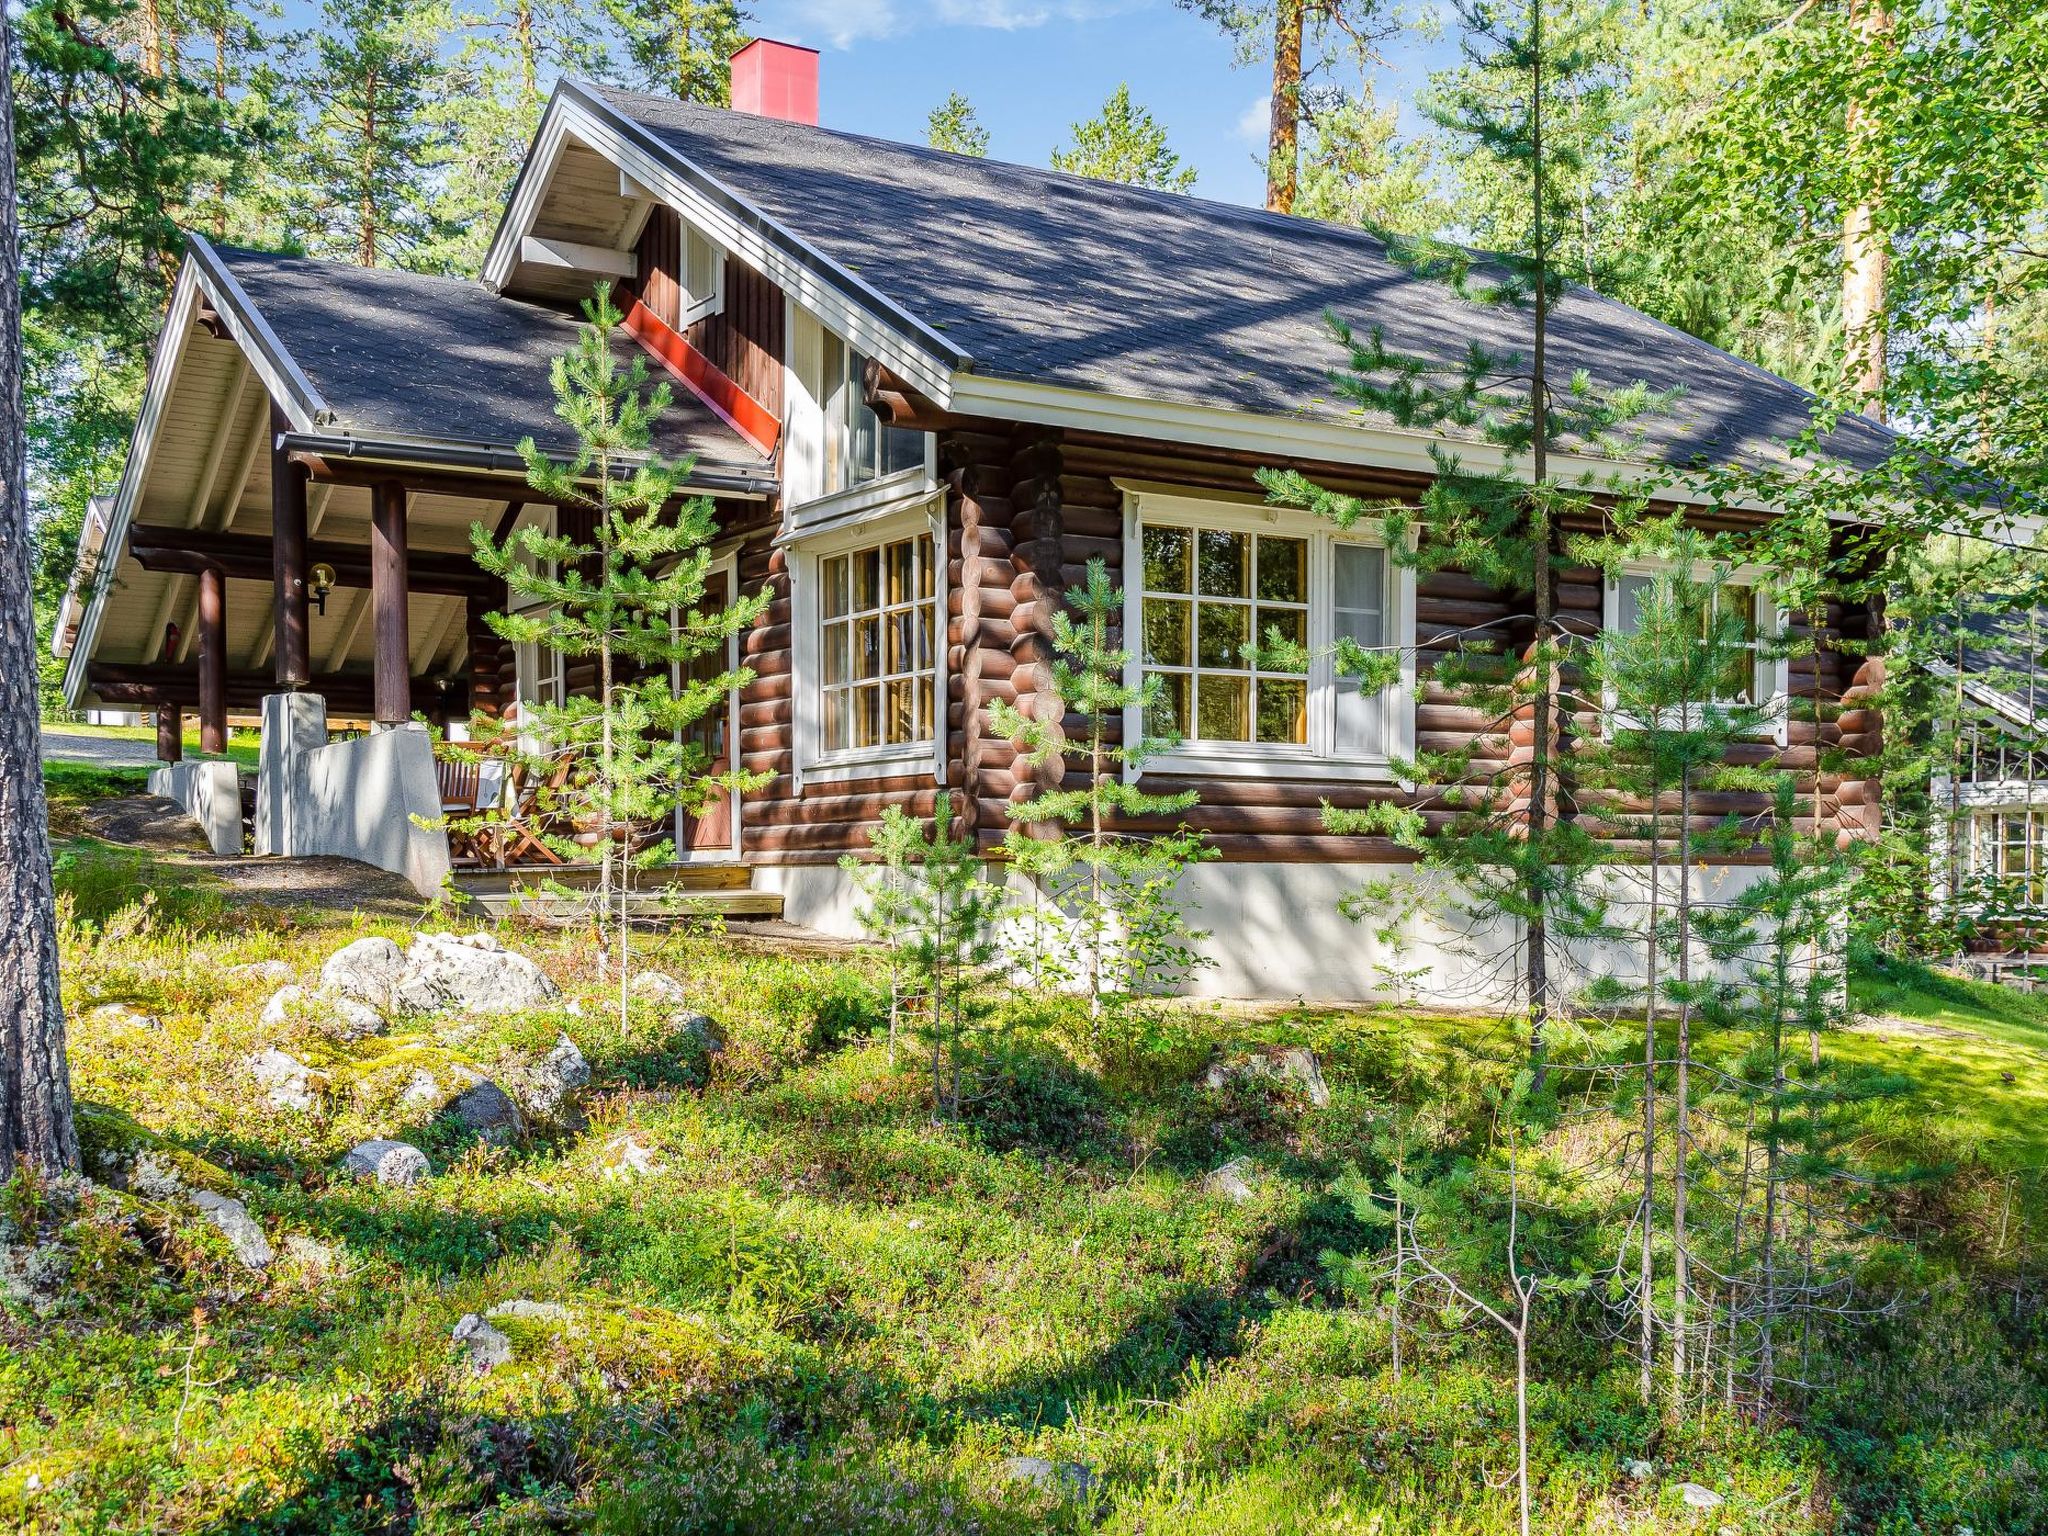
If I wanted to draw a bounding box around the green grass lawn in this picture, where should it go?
[43,718,263,769]
[3,795,2043,1535]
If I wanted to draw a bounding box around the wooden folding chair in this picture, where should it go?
[436,753,485,866]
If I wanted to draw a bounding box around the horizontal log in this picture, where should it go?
[127,524,495,597]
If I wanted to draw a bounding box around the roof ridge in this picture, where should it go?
[576,79,1896,458]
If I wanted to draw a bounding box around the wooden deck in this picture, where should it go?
[453,861,783,921]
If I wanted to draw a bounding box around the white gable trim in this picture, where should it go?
[481,86,963,408]
[60,266,206,709]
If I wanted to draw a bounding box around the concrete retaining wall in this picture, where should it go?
[254,693,450,896]
[145,761,242,856]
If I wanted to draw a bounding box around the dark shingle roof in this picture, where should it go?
[1959,607,2048,731]
[584,81,1898,476]
[211,245,771,474]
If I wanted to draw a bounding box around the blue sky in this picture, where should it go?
[748,0,1453,210]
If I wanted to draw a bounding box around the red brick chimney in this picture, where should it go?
[730,39,819,125]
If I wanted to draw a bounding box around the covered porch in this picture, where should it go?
[56,236,778,897]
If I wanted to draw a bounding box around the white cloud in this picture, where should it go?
[775,0,905,48]
[1235,94,1270,143]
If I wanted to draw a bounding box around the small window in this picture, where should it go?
[818,534,936,755]
[1971,808,2048,903]
[678,226,724,328]
[1613,570,1765,706]
[822,332,925,492]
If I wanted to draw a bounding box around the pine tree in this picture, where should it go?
[925,91,989,157]
[989,558,1213,1038]
[2,0,80,1181]
[1258,0,1670,1080]
[603,0,745,105]
[465,287,769,1024]
[848,801,1005,1120]
[1051,84,1196,192]
[426,0,608,274]
[1572,521,1776,1404]
[1173,0,1399,213]
[289,0,452,269]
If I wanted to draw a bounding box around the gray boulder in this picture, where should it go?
[601,1135,663,1179]
[259,985,309,1029]
[1202,1046,1331,1108]
[259,985,381,1040]
[1678,1483,1724,1511]
[247,1048,328,1112]
[447,1079,526,1145]
[342,1138,431,1187]
[1001,1456,1095,1499]
[451,1312,512,1371]
[1200,1157,1258,1204]
[321,936,408,1009]
[629,971,722,1050]
[1621,1458,1655,1481]
[514,1034,590,1128]
[395,932,559,1015]
[190,1190,273,1269]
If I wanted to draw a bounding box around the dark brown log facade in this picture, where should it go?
[719,422,1883,868]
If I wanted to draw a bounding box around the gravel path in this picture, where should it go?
[40,727,166,769]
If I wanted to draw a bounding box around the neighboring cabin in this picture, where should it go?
[52,39,1898,1004]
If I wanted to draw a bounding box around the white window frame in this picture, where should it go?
[677,224,726,329]
[788,495,947,789]
[782,304,936,523]
[1119,486,1416,783]
[1600,560,1789,745]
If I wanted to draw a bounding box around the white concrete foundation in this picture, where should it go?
[146,761,242,856]
[759,856,1793,1010]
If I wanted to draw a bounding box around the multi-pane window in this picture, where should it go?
[1142,526,1309,744]
[1133,515,1398,764]
[819,535,935,754]
[1613,573,1762,704]
[1970,809,2048,903]
[822,333,926,491]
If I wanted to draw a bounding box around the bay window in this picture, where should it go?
[819,534,935,753]
[1123,489,1412,779]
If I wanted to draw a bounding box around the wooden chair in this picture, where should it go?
[436,754,485,866]
[495,755,572,868]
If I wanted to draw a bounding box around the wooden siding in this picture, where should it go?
[630,208,784,422]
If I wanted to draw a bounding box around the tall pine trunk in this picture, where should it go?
[1265,0,1305,213]
[1840,0,1892,418]
[0,8,81,1182]
[1672,760,1694,1404]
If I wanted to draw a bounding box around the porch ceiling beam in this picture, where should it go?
[89,662,456,716]
[292,453,591,509]
[519,235,636,279]
[211,389,268,531]
[127,524,497,596]
[184,366,248,529]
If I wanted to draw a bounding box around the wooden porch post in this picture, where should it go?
[269,402,310,688]
[371,480,410,726]
[196,562,227,754]
[155,701,182,763]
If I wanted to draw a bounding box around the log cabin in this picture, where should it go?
[52,39,1901,1003]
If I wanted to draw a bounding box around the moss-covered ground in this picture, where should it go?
[3,776,2043,1534]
